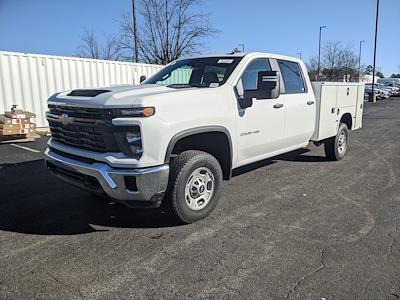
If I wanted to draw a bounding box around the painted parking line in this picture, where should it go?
[10,143,41,153]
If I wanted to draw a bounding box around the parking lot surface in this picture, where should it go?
[0,98,400,299]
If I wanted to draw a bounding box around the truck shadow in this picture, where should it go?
[0,148,327,236]
[0,159,181,235]
[232,148,327,177]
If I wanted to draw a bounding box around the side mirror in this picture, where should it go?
[244,71,280,100]
[139,75,147,83]
[238,96,253,109]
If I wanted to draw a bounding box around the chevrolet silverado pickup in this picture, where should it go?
[44,52,364,223]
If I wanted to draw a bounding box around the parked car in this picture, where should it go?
[365,83,390,100]
[377,78,400,89]
[44,52,364,223]
[391,86,400,96]
[381,83,400,96]
[376,83,396,96]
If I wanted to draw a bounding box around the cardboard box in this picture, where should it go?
[4,110,36,119]
[0,116,31,125]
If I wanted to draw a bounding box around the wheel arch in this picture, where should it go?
[340,112,353,130]
[165,126,233,180]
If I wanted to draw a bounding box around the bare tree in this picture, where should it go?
[390,66,400,78]
[119,12,139,62]
[119,0,218,64]
[76,29,123,60]
[308,41,359,81]
[306,56,319,80]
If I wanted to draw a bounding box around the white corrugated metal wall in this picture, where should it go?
[0,51,164,127]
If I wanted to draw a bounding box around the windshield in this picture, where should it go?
[144,57,243,88]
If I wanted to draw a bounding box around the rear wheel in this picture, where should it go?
[166,150,223,224]
[324,123,349,161]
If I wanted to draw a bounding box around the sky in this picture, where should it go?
[0,0,399,76]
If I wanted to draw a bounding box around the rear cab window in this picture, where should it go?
[277,60,306,94]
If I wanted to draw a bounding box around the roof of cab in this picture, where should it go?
[182,52,247,59]
[178,52,303,63]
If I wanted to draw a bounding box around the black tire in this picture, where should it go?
[165,150,223,224]
[324,123,349,161]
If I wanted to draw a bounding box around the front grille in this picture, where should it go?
[48,104,114,119]
[48,120,120,152]
[47,105,120,153]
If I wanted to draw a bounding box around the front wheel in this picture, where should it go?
[324,123,349,161]
[166,150,223,224]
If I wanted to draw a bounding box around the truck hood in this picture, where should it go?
[49,84,200,107]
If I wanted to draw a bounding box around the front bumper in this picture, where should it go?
[44,148,169,207]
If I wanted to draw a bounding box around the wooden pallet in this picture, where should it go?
[0,134,40,144]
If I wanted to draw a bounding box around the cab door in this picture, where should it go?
[276,59,315,147]
[234,58,286,167]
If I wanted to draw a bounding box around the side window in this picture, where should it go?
[237,59,271,96]
[277,60,306,94]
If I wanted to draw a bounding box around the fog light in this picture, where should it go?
[124,176,138,192]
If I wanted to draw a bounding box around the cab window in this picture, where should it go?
[277,60,306,94]
[237,59,271,97]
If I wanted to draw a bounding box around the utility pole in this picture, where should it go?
[238,43,245,53]
[317,25,326,80]
[132,0,139,63]
[358,40,365,82]
[297,52,302,59]
[371,0,380,102]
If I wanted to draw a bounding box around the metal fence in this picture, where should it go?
[0,51,164,127]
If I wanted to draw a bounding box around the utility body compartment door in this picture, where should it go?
[312,84,339,141]
[337,86,358,108]
[354,85,364,129]
[311,82,364,141]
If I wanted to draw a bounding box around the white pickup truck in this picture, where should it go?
[45,52,364,223]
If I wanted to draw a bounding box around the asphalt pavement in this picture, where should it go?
[0,98,399,299]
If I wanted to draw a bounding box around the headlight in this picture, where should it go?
[126,131,143,155]
[115,126,143,157]
[118,107,155,117]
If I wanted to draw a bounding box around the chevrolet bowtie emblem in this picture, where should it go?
[59,113,71,126]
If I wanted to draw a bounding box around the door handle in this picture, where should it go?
[273,103,284,109]
[307,100,315,105]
